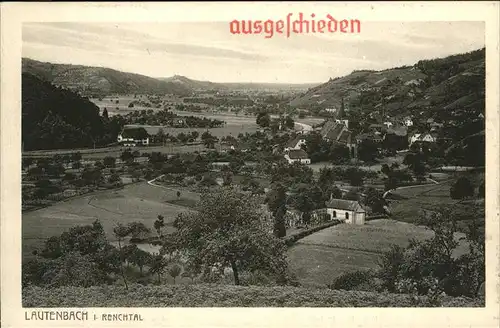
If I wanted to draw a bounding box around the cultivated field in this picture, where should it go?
[287,219,467,287]
[22,182,198,259]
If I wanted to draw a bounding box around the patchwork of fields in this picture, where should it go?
[22,182,198,259]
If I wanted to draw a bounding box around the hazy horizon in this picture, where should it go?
[23,21,485,84]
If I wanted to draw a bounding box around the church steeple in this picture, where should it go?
[338,97,345,119]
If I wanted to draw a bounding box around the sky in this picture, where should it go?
[22,21,485,84]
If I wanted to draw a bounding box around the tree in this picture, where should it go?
[176,191,181,199]
[201,131,217,149]
[169,264,182,284]
[171,188,289,285]
[191,131,199,140]
[347,169,364,187]
[154,215,165,237]
[223,171,233,186]
[127,222,151,240]
[364,187,386,214]
[381,164,391,176]
[285,116,294,130]
[149,255,167,283]
[81,167,103,186]
[120,150,134,163]
[181,261,199,283]
[358,139,379,163]
[256,112,270,128]
[156,128,166,145]
[330,144,350,164]
[103,156,116,168]
[266,183,287,238]
[450,177,474,200]
[102,108,109,120]
[128,246,152,276]
[113,223,130,290]
[177,133,189,144]
[292,188,316,227]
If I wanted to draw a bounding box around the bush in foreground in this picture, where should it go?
[22,284,483,308]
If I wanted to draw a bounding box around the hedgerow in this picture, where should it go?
[22,284,483,308]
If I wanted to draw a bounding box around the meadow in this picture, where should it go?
[389,178,459,224]
[287,219,467,287]
[22,182,197,259]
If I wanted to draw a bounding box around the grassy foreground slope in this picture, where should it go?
[23,284,482,307]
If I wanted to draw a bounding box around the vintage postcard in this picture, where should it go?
[1,1,499,327]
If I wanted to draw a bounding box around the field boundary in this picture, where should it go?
[284,221,342,247]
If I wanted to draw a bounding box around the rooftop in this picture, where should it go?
[287,149,309,159]
[325,198,366,212]
[285,135,306,148]
[120,127,149,139]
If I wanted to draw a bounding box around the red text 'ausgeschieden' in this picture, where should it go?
[229,13,361,38]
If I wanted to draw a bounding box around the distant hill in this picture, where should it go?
[290,48,485,123]
[22,73,113,150]
[22,58,192,96]
[159,75,228,91]
[159,75,318,92]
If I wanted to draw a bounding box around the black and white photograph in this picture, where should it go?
[1,2,499,327]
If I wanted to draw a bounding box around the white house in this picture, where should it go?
[284,149,311,165]
[325,198,366,225]
[117,127,150,146]
[409,133,436,146]
[284,136,307,152]
[335,119,349,129]
[383,121,394,129]
[402,117,414,127]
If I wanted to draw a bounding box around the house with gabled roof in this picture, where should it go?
[284,149,311,165]
[117,127,150,146]
[409,132,436,146]
[284,135,307,152]
[325,198,366,225]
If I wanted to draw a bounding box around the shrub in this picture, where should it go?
[328,270,373,291]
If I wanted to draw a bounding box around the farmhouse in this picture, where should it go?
[117,127,150,146]
[325,198,366,225]
[284,149,311,165]
[409,132,436,146]
[284,136,307,151]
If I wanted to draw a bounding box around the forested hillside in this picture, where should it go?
[22,73,121,150]
[22,58,192,96]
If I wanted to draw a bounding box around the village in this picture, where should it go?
[20,32,486,307]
